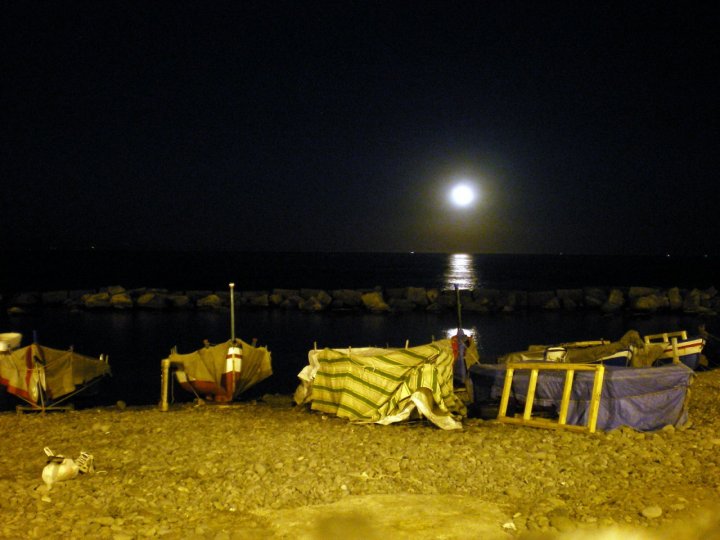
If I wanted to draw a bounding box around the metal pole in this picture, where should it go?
[454,284,463,331]
[229,283,236,343]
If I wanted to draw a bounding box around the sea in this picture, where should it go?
[2,251,719,408]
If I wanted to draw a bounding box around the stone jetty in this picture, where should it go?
[3,284,719,316]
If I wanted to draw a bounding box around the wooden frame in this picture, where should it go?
[497,362,605,433]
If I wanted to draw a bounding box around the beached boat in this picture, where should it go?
[159,338,272,408]
[470,329,704,431]
[470,361,694,432]
[499,329,706,369]
[0,333,111,411]
[158,284,273,409]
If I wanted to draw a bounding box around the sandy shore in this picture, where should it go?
[1,369,720,540]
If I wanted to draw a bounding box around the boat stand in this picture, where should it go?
[16,404,74,414]
[497,362,605,433]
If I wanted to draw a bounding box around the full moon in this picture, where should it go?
[449,183,476,207]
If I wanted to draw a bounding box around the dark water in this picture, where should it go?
[1,251,718,407]
[3,250,719,293]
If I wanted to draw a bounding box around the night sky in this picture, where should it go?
[3,1,718,255]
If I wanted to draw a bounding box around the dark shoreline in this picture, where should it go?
[4,282,718,317]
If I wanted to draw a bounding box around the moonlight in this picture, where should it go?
[449,183,477,208]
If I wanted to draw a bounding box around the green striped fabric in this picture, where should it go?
[309,340,465,427]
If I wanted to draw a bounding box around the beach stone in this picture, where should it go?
[641,505,663,519]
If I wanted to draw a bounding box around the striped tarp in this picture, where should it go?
[306,340,466,430]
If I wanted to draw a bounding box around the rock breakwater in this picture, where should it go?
[4,284,719,316]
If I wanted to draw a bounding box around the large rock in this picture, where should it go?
[110,293,134,309]
[136,292,168,309]
[527,291,556,308]
[583,287,607,308]
[11,292,40,306]
[629,286,659,298]
[436,291,457,309]
[299,297,325,312]
[632,294,668,312]
[197,294,223,310]
[83,292,111,309]
[331,289,363,308]
[249,294,270,307]
[106,285,126,296]
[361,291,390,312]
[683,289,702,313]
[667,287,683,310]
[601,288,625,313]
[41,290,68,304]
[385,288,406,300]
[168,294,192,309]
[388,298,416,312]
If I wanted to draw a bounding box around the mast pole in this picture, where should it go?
[229,283,236,343]
[454,284,463,331]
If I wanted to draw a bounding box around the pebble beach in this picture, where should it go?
[1,368,720,540]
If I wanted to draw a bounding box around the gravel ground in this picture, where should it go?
[1,369,720,540]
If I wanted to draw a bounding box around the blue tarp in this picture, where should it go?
[469,363,694,431]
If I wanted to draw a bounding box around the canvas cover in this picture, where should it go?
[166,339,272,396]
[0,344,110,404]
[295,339,467,430]
[470,363,694,431]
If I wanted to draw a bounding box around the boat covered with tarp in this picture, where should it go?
[470,362,694,431]
[160,339,272,409]
[0,333,111,411]
[294,338,478,430]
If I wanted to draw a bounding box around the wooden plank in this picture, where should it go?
[497,367,514,418]
[558,369,575,425]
